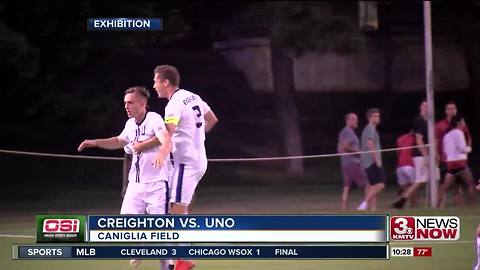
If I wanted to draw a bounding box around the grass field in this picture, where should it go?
[1,183,479,270]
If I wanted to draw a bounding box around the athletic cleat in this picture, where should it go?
[160,260,175,270]
[130,259,141,268]
[175,259,195,270]
[357,201,367,211]
[392,197,407,209]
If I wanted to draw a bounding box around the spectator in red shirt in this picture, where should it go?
[395,132,418,207]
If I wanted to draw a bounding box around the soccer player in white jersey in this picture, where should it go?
[153,65,218,270]
[78,86,172,270]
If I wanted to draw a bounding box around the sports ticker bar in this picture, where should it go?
[13,245,389,260]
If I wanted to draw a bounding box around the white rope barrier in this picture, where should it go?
[0,149,123,161]
[0,234,35,239]
[209,145,429,162]
[0,145,429,163]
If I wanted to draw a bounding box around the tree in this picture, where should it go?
[240,2,365,175]
[0,2,193,130]
[451,1,480,136]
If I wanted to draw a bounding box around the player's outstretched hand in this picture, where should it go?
[78,140,96,152]
[153,153,164,169]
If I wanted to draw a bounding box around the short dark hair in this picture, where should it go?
[125,86,150,99]
[154,65,180,87]
[345,112,356,122]
[451,115,463,127]
[445,101,456,107]
[366,108,379,119]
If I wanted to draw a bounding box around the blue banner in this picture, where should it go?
[15,245,388,260]
[88,215,387,230]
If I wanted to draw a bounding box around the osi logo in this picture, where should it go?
[43,219,80,233]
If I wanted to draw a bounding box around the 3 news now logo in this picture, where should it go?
[390,216,460,241]
[36,215,86,243]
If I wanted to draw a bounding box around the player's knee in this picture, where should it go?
[147,207,167,215]
[377,183,385,190]
[169,202,189,214]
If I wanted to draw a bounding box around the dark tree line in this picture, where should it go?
[1,1,479,171]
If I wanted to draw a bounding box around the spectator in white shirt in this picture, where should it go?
[437,115,476,207]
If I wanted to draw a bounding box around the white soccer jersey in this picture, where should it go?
[165,89,211,164]
[118,111,169,183]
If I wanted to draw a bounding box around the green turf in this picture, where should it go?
[1,183,479,270]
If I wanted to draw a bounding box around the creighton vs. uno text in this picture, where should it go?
[86,215,387,243]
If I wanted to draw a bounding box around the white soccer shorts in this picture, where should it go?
[120,181,169,214]
[169,162,207,205]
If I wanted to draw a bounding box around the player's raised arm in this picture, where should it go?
[77,137,127,152]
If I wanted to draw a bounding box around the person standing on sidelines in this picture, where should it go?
[392,100,439,209]
[357,108,386,211]
[78,86,172,270]
[435,101,472,207]
[153,65,218,270]
[337,113,369,211]
[436,101,472,166]
[437,116,476,207]
[394,131,417,207]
